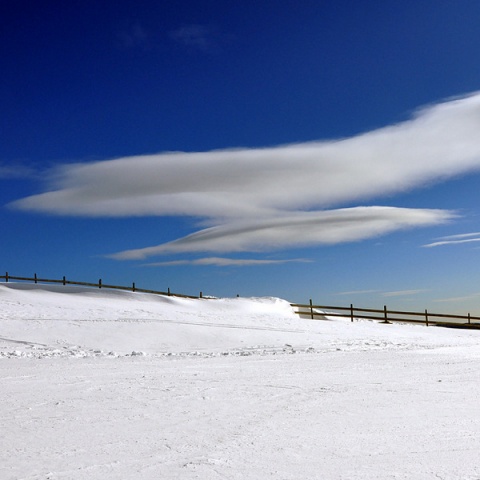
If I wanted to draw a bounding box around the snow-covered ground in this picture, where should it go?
[2,283,480,479]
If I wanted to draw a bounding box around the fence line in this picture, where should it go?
[290,300,480,330]
[0,272,205,299]
[3,272,479,329]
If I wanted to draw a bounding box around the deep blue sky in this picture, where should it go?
[2,1,480,312]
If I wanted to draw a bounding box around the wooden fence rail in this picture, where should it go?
[0,272,205,300]
[290,300,480,330]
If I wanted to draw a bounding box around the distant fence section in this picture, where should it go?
[0,272,205,299]
[291,300,480,330]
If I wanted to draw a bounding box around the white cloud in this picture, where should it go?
[12,92,480,219]
[10,91,480,259]
[119,22,149,49]
[334,289,380,296]
[110,207,453,259]
[334,288,428,298]
[0,164,34,179]
[145,257,311,267]
[423,232,480,247]
[382,289,428,297]
[440,232,480,239]
[169,24,215,52]
[433,292,480,303]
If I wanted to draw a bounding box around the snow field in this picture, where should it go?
[2,283,480,479]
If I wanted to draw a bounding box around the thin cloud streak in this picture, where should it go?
[145,257,312,267]
[334,289,427,297]
[433,292,480,303]
[439,232,480,240]
[382,289,428,297]
[9,92,480,258]
[334,289,380,296]
[423,237,480,248]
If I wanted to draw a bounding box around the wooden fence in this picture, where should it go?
[0,272,205,299]
[3,272,480,329]
[290,300,480,329]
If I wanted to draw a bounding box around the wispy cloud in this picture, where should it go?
[0,163,34,179]
[169,24,216,52]
[145,257,312,267]
[433,292,480,303]
[10,92,480,259]
[334,288,427,298]
[119,22,149,49]
[382,289,428,297]
[423,232,480,247]
[334,289,380,296]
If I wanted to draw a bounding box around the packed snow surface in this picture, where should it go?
[1,283,480,479]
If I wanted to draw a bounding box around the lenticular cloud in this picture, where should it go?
[10,92,480,258]
[111,207,454,260]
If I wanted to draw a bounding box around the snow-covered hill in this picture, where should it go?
[1,282,475,358]
[2,283,480,479]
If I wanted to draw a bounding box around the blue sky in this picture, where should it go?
[2,1,480,312]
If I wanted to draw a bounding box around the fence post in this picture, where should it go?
[350,304,354,322]
[468,313,471,325]
[98,278,102,289]
[425,309,429,327]
[34,273,37,284]
[200,291,203,298]
[168,287,171,296]
[132,282,136,292]
[382,305,391,324]
[5,272,8,282]
[63,276,66,286]
[309,299,314,319]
